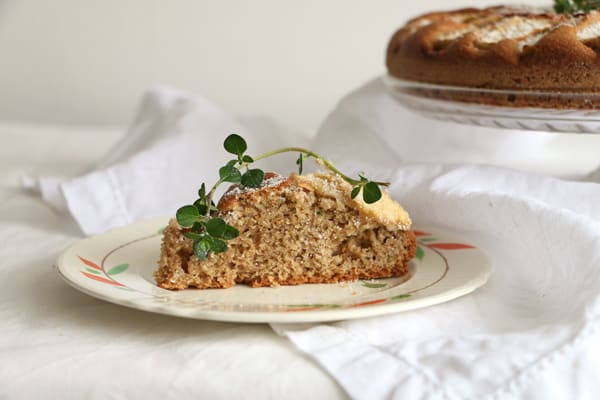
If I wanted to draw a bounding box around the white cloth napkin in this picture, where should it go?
[270,79,600,398]
[272,163,600,399]
[26,81,600,398]
[23,86,308,235]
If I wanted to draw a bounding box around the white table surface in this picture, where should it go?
[0,122,346,399]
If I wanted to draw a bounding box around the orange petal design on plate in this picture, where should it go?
[81,271,125,286]
[413,230,431,237]
[350,299,387,308]
[78,256,102,271]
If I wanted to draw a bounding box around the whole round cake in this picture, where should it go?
[386,5,600,108]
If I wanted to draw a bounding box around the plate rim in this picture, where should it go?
[56,217,492,323]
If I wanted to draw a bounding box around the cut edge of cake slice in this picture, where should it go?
[155,172,416,290]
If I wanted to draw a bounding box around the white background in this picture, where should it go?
[0,0,547,134]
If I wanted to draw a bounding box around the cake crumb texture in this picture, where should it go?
[155,173,416,290]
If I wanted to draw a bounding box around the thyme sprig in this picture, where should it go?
[176,134,389,260]
[554,0,600,13]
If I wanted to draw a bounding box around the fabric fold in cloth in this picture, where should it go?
[24,81,600,398]
[272,79,600,398]
[272,163,600,399]
[26,86,308,235]
[25,80,600,234]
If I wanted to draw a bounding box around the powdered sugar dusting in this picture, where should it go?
[577,21,600,40]
[296,173,412,231]
[221,174,288,200]
[437,28,469,42]
[418,7,600,52]
[476,16,551,44]
[495,5,550,15]
[408,18,432,34]
[516,30,547,52]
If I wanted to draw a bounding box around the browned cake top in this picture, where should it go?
[218,172,412,231]
[389,6,600,60]
[386,6,600,90]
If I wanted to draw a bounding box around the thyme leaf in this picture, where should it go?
[176,134,389,260]
[554,0,600,13]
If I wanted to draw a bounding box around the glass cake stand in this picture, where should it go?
[381,75,600,134]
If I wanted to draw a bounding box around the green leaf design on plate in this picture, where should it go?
[85,267,101,275]
[416,246,425,261]
[362,281,387,289]
[420,237,438,242]
[391,294,411,300]
[107,264,129,275]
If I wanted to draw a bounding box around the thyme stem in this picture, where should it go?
[177,134,389,261]
[253,147,389,187]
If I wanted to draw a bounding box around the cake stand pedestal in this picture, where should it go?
[382,75,600,182]
[382,75,600,134]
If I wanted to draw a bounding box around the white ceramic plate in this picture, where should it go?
[382,75,600,134]
[56,218,491,323]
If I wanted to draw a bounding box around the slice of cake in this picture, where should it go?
[155,172,416,290]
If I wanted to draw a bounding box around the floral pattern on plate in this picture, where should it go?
[57,218,490,323]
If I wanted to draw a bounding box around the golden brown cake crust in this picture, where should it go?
[386,6,600,107]
[155,173,416,290]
